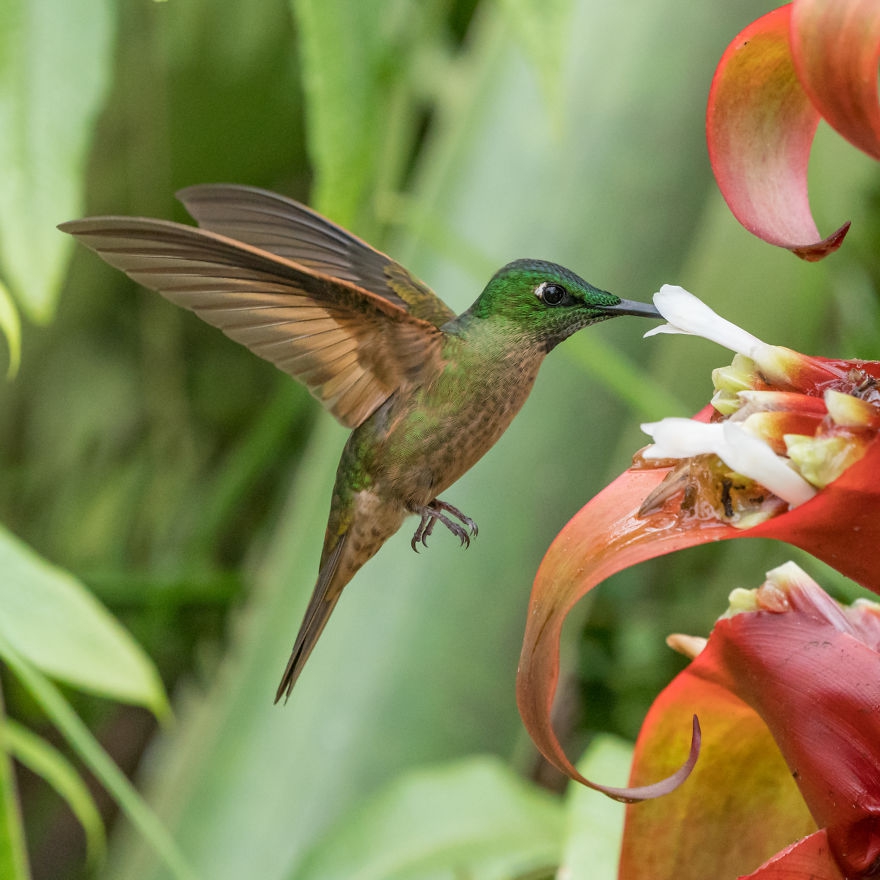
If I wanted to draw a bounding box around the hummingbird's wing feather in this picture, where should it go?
[176,184,457,329]
[59,217,446,428]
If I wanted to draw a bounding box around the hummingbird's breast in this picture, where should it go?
[362,331,546,512]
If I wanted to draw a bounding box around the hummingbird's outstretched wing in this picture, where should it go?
[176,184,456,328]
[59,217,446,428]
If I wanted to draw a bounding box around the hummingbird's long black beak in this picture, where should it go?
[602,298,663,319]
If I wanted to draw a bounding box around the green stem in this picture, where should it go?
[0,683,29,880]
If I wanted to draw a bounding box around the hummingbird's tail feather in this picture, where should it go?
[274,535,347,704]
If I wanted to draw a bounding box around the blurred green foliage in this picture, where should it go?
[0,0,878,878]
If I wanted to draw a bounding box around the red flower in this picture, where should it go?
[516,286,880,801]
[706,0,880,259]
[620,563,880,879]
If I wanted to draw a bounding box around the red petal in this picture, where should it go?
[694,578,880,877]
[706,6,849,259]
[744,410,825,454]
[740,831,845,880]
[750,434,880,588]
[619,669,815,879]
[516,435,880,789]
[516,465,713,796]
[791,0,880,161]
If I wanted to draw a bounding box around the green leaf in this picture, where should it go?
[0,524,168,716]
[558,736,632,879]
[0,634,197,880]
[0,686,29,880]
[0,279,20,378]
[290,0,405,225]
[0,0,114,322]
[294,756,563,880]
[2,718,106,868]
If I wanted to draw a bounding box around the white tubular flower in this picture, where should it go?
[644,285,773,362]
[645,284,848,394]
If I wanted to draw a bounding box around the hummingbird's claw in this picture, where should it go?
[411,510,437,551]
[411,522,426,552]
[410,499,478,552]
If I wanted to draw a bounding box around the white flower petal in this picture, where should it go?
[645,285,772,362]
[641,418,724,459]
[642,323,691,339]
[719,423,816,507]
[640,417,817,508]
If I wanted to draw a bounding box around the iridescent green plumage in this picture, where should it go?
[60,184,661,701]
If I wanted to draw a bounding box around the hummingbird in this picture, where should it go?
[60,184,661,702]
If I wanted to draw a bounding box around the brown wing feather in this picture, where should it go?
[176,184,457,328]
[59,217,446,428]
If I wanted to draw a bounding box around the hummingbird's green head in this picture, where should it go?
[465,259,661,350]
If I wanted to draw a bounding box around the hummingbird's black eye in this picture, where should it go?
[536,282,567,305]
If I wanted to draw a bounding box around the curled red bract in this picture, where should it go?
[517,431,880,788]
[517,341,880,799]
[706,0,880,258]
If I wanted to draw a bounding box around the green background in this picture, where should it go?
[0,0,877,877]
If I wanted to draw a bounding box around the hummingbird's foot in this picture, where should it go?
[410,499,479,552]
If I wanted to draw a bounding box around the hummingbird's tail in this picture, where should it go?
[274,536,347,704]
